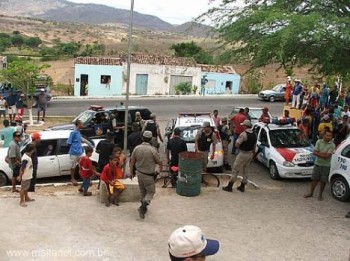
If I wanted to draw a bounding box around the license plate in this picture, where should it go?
[301,170,312,175]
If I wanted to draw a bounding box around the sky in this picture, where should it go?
[69,0,216,24]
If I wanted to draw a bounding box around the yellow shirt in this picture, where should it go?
[318,122,333,133]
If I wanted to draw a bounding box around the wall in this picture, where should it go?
[123,64,201,95]
[74,64,123,96]
[202,72,241,95]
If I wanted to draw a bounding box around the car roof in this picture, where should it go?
[86,106,149,113]
[254,122,297,130]
[39,130,73,139]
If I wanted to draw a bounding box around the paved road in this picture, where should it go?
[49,96,283,119]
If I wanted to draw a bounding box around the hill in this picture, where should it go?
[0,0,210,34]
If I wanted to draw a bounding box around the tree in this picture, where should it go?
[24,37,42,48]
[171,41,213,64]
[200,0,350,76]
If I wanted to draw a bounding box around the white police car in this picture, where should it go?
[164,112,224,172]
[329,137,350,201]
[253,120,315,179]
[0,130,99,186]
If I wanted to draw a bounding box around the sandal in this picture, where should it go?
[25,198,35,202]
[303,193,313,198]
[12,189,19,193]
[20,203,28,207]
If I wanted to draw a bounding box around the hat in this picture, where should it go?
[143,131,152,139]
[31,132,41,141]
[295,78,301,82]
[20,93,25,97]
[168,225,220,258]
[221,117,227,122]
[150,113,156,119]
[174,127,181,136]
[202,122,211,127]
[240,120,252,127]
[40,88,45,92]
[262,107,268,111]
[135,111,141,116]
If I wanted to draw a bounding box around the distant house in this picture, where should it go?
[0,56,7,70]
[74,57,123,96]
[73,55,241,96]
[124,54,201,95]
[200,65,241,95]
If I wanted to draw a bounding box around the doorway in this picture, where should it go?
[136,74,148,95]
[80,74,88,96]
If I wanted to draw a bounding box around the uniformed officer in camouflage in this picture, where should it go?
[219,117,232,170]
[130,131,163,219]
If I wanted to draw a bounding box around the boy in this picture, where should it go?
[100,155,125,207]
[79,147,100,196]
[18,144,35,207]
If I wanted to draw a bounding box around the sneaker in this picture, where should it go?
[138,207,145,219]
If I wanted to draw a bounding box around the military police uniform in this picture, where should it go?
[130,131,162,219]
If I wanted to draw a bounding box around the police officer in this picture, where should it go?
[195,122,217,172]
[143,114,163,149]
[130,131,162,219]
[222,120,257,193]
[219,117,232,171]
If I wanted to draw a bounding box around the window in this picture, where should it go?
[259,129,268,143]
[341,145,350,159]
[100,75,111,84]
[37,140,57,157]
[57,139,70,155]
[253,126,261,136]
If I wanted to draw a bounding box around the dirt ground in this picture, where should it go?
[1,161,349,261]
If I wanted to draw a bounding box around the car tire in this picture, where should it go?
[269,96,276,102]
[269,161,280,180]
[331,176,350,202]
[0,171,9,187]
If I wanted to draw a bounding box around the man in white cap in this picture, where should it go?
[291,79,303,109]
[222,119,257,193]
[168,225,220,260]
[130,130,162,219]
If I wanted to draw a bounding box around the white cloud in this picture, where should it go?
[69,0,215,24]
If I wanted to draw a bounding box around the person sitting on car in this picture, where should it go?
[259,107,271,123]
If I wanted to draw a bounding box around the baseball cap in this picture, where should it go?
[262,107,268,111]
[150,113,156,118]
[202,122,210,127]
[240,120,252,127]
[322,115,330,121]
[143,131,152,138]
[31,132,41,141]
[40,88,45,92]
[168,225,220,258]
[221,117,227,122]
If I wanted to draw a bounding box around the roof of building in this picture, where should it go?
[200,64,237,74]
[75,54,197,67]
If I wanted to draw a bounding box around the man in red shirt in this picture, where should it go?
[230,108,247,154]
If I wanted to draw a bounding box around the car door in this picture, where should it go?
[56,138,72,176]
[256,128,270,166]
[36,139,60,178]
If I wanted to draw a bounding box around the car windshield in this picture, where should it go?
[248,110,262,120]
[270,129,310,148]
[272,85,282,92]
[72,111,95,125]
[178,126,202,142]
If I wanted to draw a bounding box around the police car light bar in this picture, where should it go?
[271,117,296,125]
[89,105,103,111]
[179,112,211,117]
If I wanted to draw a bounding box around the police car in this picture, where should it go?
[329,137,350,202]
[253,119,315,179]
[0,130,99,187]
[164,112,224,172]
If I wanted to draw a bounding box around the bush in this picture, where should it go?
[175,82,192,95]
[246,70,263,94]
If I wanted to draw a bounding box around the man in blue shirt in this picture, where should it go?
[5,91,19,122]
[0,119,16,148]
[291,79,303,109]
[67,120,93,185]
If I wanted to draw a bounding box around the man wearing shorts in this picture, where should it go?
[7,131,22,192]
[36,89,48,122]
[304,130,335,201]
[5,91,18,122]
[67,120,93,185]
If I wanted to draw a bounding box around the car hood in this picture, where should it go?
[45,123,75,131]
[275,147,315,164]
[259,90,277,95]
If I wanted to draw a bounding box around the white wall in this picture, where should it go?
[123,63,201,95]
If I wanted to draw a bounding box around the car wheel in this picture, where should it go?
[269,161,280,180]
[331,176,350,202]
[0,171,9,187]
[269,96,276,102]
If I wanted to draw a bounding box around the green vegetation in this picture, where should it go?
[0,31,105,60]
[175,82,192,95]
[200,1,350,76]
[171,41,213,64]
